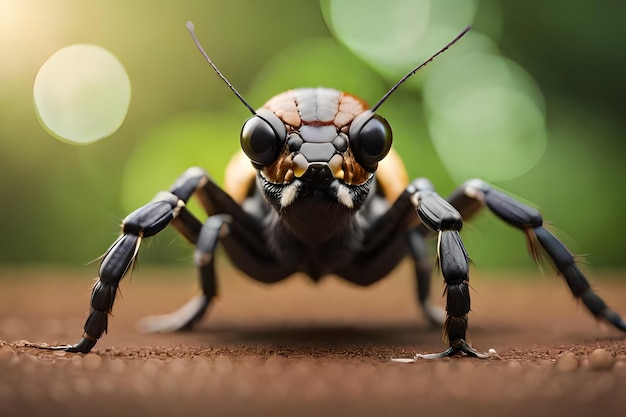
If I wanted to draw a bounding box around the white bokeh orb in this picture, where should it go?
[34,44,131,144]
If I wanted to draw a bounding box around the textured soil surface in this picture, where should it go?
[1,265,625,417]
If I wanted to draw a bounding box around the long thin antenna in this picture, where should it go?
[186,21,257,115]
[371,26,471,113]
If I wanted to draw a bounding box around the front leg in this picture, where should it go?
[410,179,489,359]
[449,179,626,332]
[32,168,209,353]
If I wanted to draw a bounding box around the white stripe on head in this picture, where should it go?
[332,182,354,209]
[280,181,300,207]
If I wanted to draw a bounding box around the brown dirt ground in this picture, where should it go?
[1,264,625,417]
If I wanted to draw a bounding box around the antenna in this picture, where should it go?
[186,21,257,116]
[371,26,471,113]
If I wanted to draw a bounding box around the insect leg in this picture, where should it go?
[405,228,445,325]
[449,179,626,332]
[410,179,489,359]
[37,168,216,353]
[137,214,231,333]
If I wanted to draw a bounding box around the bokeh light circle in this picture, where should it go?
[427,87,547,182]
[34,44,131,144]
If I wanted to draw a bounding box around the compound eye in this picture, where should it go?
[350,113,392,171]
[240,115,284,166]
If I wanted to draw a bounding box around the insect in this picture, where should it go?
[41,21,626,357]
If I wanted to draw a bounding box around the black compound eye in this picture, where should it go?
[349,113,392,171]
[240,115,284,166]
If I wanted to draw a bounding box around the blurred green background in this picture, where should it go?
[0,0,624,271]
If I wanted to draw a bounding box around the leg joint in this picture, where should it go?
[169,167,210,201]
[122,192,182,237]
[413,190,463,232]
